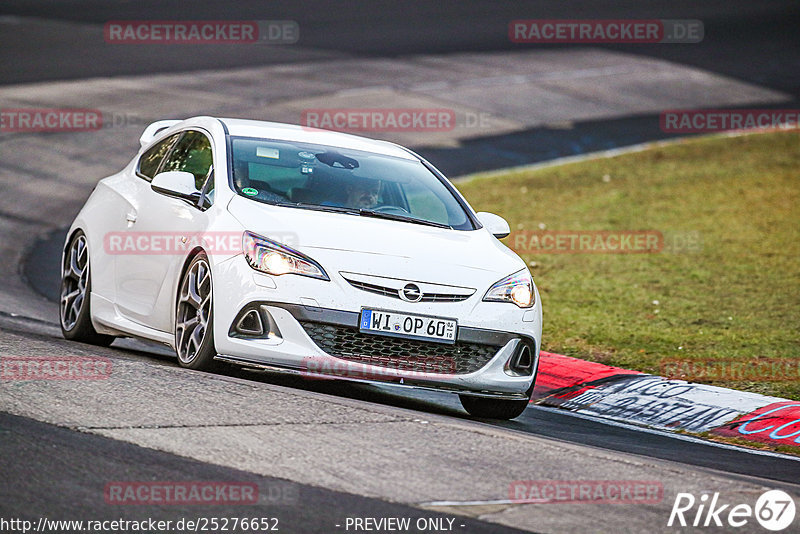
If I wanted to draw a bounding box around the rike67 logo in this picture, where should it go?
[668,490,796,531]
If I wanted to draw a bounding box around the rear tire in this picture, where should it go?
[175,252,218,371]
[59,231,115,346]
[459,394,531,420]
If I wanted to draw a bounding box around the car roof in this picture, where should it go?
[218,118,417,161]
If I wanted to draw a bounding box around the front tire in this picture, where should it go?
[459,394,531,420]
[59,231,115,346]
[175,252,218,370]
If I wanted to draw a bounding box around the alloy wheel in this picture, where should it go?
[176,257,213,364]
[60,235,88,331]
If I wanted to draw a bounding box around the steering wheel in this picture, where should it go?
[373,205,410,214]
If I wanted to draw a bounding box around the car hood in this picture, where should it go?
[227,196,524,285]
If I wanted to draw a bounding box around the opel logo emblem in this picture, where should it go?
[400,283,423,302]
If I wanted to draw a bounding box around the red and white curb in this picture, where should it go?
[533,351,799,450]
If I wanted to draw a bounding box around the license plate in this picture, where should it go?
[359,309,457,344]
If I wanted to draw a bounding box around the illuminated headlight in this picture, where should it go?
[242,231,329,280]
[483,269,534,308]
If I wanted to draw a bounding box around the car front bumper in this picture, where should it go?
[212,255,541,398]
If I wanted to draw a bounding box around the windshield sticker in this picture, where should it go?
[256,146,280,159]
[242,187,258,196]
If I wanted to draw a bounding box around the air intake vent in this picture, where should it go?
[229,305,281,339]
[236,309,264,336]
[505,342,535,376]
[299,321,501,374]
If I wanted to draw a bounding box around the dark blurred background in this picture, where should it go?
[1,0,798,96]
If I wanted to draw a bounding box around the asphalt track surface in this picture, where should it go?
[2,0,799,94]
[2,1,800,532]
[1,412,529,534]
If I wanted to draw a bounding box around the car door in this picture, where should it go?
[91,132,181,305]
[114,129,215,332]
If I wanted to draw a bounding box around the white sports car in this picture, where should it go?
[60,116,542,419]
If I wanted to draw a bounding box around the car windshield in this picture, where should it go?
[229,137,475,230]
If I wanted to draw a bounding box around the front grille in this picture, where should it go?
[347,280,397,298]
[299,321,501,375]
[346,280,472,303]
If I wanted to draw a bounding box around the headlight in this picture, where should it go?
[483,269,534,308]
[242,231,329,280]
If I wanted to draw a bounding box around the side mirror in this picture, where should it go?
[151,171,198,200]
[476,212,511,239]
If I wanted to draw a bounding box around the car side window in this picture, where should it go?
[161,131,214,193]
[137,133,181,181]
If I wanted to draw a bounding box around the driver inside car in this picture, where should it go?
[344,178,381,209]
[320,177,381,209]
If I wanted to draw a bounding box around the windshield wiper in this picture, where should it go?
[358,209,451,229]
[274,201,359,215]
[273,202,450,228]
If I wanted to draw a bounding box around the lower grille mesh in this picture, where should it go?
[299,322,501,375]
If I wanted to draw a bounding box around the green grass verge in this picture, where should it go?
[458,131,800,400]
